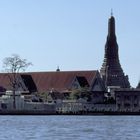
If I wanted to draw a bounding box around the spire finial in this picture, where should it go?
[108,9,115,37]
[111,9,113,16]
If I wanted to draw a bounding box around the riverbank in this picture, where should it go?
[1,110,140,115]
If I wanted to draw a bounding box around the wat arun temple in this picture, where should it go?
[100,14,130,88]
[0,13,140,114]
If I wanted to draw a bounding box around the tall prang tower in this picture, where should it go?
[100,14,130,88]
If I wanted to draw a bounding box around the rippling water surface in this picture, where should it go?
[0,115,140,140]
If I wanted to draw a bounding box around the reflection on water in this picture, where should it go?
[0,116,140,140]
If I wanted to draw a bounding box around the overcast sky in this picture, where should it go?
[0,0,140,87]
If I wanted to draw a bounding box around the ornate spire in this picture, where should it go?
[108,14,115,38]
[100,15,130,88]
[106,14,118,59]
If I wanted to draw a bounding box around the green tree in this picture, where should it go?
[70,88,91,102]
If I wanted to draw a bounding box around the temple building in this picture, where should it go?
[0,70,105,93]
[100,14,130,88]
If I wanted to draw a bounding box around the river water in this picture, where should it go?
[0,115,139,140]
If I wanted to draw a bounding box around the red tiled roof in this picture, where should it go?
[0,70,98,93]
[0,73,13,90]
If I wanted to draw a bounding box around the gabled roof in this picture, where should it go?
[0,73,14,90]
[0,73,31,92]
[0,70,98,93]
[20,75,37,93]
[75,76,89,87]
[27,70,97,93]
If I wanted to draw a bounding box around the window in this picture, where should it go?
[1,103,7,109]
[134,95,137,100]
[117,104,121,108]
[134,104,138,107]
[124,103,130,107]
[124,96,130,100]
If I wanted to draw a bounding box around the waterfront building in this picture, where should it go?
[0,70,105,94]
[115,89,140,112]
[100,14,130,88]
[0,91,24,110]
[0,91,56,113]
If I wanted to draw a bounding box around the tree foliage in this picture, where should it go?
[70,88,92,102]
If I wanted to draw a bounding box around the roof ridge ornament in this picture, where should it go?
[56,66,60,72]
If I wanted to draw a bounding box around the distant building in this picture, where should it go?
[100,14,130,88]
[0,70,105,94]
[136,81,140,89]
[0,74,37,94]
[115,89,140,112]
[0,91,56,113]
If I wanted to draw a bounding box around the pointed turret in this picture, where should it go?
[105,15,119,60]
[100,15,130,88]
[108,15,115,38]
